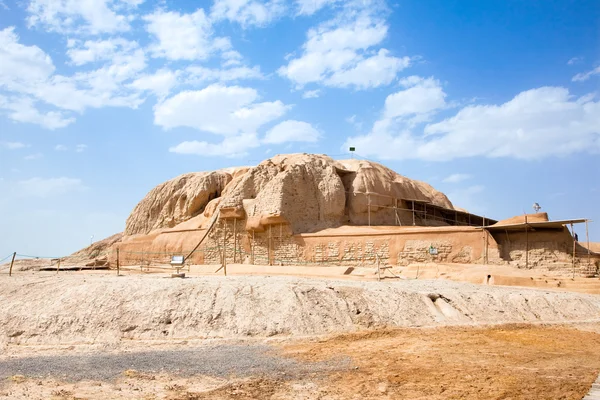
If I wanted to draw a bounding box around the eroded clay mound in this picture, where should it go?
[125,171,232,235]
[124,153,457,236]
[219,154,348,233]
[1,276,599,345]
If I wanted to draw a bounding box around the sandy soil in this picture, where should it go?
[1,324,598,399]
[2,272,600,348]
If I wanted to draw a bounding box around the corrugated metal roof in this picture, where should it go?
[484,218,588,231]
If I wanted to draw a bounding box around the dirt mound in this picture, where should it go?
[125,171,233,235]
[1,275,599,346]
[123,153,456,236]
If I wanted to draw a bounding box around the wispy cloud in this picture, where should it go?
[442,173,472,183]
[572,66,600,82]
[24,153,43,160]
[1,141,28,150]
[17,177,85,198]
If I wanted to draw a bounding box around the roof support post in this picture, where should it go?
[525,215,529,269]
[572,222,576,278]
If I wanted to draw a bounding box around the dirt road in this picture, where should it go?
[1,324,599,399]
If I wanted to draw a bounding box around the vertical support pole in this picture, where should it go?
[484,229,490,265]
[412,201,415,226]
[279,223,283,266]
[586,219,591,267]
[56,258,60,274]
[251,230,255,265]
[233,218,237,264]
[222,219,227,273]
[367,193,371,227]
[455,211,458,226]
[116,248,120,276]
[525,216,529,269]
[9,252,16,277]
[468,214,471,226]
[571,222,576,278]
[268,224,273,266]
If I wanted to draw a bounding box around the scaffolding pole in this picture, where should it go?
[586,219,590,267]
[525,215,529,269]
[367,193,371,226]
[572,222,576,278]
[233,218,237,264]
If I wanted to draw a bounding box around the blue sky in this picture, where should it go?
[0,0,599,258]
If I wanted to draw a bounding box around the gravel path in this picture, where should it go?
[0,343,348,382]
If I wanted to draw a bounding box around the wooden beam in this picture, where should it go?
[586,219,591,267]
[268,224,273,266]
[572,222,576,278]
[233,218,237,264]
[222,219,227,276]
[525,215,529,269]
[9,252,16,277]
[367,193,371,226]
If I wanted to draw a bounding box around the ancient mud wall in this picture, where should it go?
[491,228,599,275]
[115,221,499,268]
[296,227,495,266]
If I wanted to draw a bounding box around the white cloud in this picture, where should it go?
[66,38,139,66]
[0,27,55,91]
[442,173,472,183]
[17,177,84,198]
[278,10,411,89]
[54,144,68,151]
[263,120,320,144]
[567,57,582,65]
[325,49,411,89]
[186,65,263,84]
[346,114,362,130]
[26,0,138,34]
[169,133,259,157]
[1,142,28,150]
[144,9,229,61]
[129,69,179,98]
[24,153,43,160]
[0,96,75,129]
[0,26,145,127]
[572,66,600,82]
[75,144,88,152]
[345,86,600,161]
[302,89,321,99]
[211,0,285,27]
[154,84,289,135]
[383,76,446,120]
[296,0,339,15]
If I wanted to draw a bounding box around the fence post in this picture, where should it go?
[56,257,60,274]
[9,252,16,277]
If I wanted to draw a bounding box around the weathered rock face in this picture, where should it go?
[220,154,348,233]
[124,153,457,236]
[125,171,232,235]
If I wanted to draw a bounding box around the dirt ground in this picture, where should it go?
[1,323,599,399]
